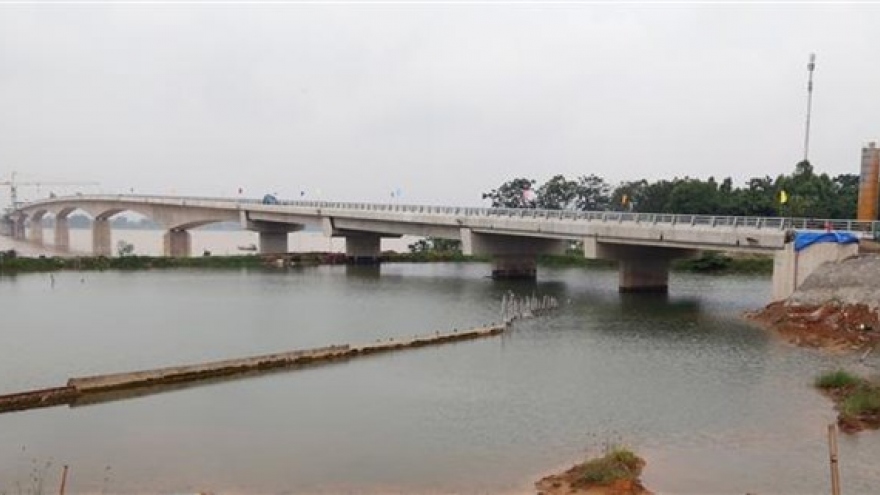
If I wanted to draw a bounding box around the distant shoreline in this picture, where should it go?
[0,251,773,275]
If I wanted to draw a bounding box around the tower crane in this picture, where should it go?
[1,172,99,212]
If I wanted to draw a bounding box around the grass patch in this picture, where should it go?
[572,447,644,487]
[815,370,861,390]
[814,369,880,432]
[840,385,880,419]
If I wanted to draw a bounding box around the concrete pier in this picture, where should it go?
[27,219,43,245]
[491,255,537,280]
[163,229,192,257]
[461,228,566,280]
[618,257,671,293]
[54,216,70,251]
[345,233,381,264]
[92,218,112,256]
[13,217,26,240]
[584,238,695,293]
[258,232,288,254]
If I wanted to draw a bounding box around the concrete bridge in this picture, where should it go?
[4,194,875,299]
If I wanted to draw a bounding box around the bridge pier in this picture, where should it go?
[584,238,696,293]
[28,219,43,245]
[242,217,302,255]
[618,257,671,293]
[491,254,537,279]
[54,217,70,251]
[92,218,112,256]
[12,218,27,240]
[345,233,381,264]
[257,232,287,254]
[163,229,192,257]
[461,228,566,280]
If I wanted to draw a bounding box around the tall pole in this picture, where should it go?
[803,53,817,164]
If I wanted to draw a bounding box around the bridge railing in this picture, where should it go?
[15,194,880,237]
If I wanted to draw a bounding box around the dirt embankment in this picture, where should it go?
[748,301,880,352]
[535,450,651,495]
[536,474,651,495]
[747,254,880,353]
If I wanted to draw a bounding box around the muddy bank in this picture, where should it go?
[747,254,880,352]
[747,301,880,352]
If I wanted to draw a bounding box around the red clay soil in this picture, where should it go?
[747,301,880,352]
[535,463,652,495]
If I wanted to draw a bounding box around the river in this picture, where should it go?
[1,236,879,493]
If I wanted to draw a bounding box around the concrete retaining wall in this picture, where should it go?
[1,324,505,414]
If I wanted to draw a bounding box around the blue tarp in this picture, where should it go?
[794,231,860,252]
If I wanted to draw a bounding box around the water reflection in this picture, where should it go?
[0,264,876,494]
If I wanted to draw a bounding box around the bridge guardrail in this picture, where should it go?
[12,194,880,237]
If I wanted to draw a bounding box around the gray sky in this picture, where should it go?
[1,2,879,207]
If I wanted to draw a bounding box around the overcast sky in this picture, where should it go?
[1,2,879,207]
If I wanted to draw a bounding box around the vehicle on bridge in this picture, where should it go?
[262,194,279,205]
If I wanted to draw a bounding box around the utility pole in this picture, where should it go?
[803,53,817,164]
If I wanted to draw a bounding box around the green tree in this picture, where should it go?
[575,174,612,211]
[408,237,462,254]
[482,178,536,208]
[536,175,579,210]
[666,178,720,214]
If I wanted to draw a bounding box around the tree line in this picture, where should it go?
[482,161,859,219]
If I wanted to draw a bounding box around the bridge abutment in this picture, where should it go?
[771,240,859,301]
[92,218,112,256]
[163,229,192,257]
[54,217,70,251]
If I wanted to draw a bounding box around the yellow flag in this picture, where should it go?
[779,190,789,204]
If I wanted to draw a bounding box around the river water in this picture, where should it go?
[1,236,879,494]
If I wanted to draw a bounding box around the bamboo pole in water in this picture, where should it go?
[828,423,841,495]
[59,465,69,495]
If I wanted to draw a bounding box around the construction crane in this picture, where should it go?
[1,171,99,212]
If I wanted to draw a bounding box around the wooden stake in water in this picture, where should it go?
[828,423,840,495]
[59,465,69,495]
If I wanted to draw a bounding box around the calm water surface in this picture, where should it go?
[1,261,879,494]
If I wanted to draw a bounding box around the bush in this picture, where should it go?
[815,370,861,390]
[841,385,880,418]
[573,447,644,487]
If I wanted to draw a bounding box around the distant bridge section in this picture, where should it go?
[5,194,875,299]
